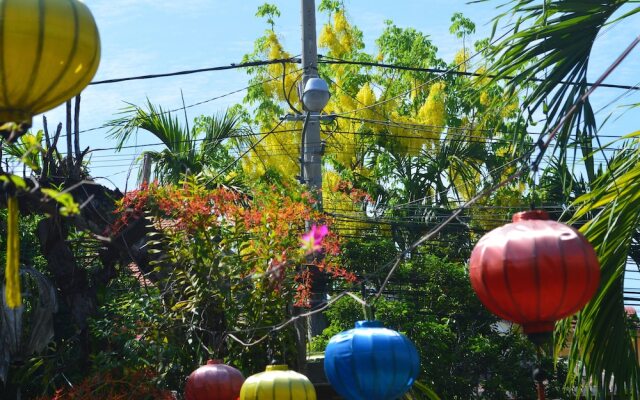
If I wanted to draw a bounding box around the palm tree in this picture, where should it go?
[107,100,244,185]
[483,0,640,396]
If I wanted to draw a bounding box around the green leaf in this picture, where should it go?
[40,188,80,216]
[0,174,26,189]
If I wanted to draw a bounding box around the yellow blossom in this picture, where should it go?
[319,24,337,49]
[418,82,446,135]
[479,91,490,107]
[334,10,348,33]
[453,49,469,72]
[322,171,372,236]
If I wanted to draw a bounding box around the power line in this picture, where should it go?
[56,128,301,155]
[318,55,640,92]
[72,67,303,136]
[205,119,287,185]
[89,57,300,85]
[329,31,512,118]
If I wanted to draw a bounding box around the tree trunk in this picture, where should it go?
[65,100,73,173]
[37,217,95,367]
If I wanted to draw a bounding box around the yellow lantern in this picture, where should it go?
[0,0,100,141]
[239,365,316,400]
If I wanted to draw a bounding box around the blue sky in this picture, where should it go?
[31,0,640,191]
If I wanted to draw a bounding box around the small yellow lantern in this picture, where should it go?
[0,0,100,141]
[239,365,316,400]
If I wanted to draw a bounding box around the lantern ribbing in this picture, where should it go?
[470,210,600,335]
[185,359,244,400]
[324,320,420,400]
[239,365,316,400]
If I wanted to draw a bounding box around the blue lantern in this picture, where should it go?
[324,320,420,400]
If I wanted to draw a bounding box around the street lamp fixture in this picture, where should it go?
[302,77,330,113]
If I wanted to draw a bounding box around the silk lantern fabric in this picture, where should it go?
[185,359,244,400]
[324,320,420,400]
[470,210,600,334]
[239,365,316,400]
[0,0,100,127]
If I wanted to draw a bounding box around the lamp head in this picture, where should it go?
[302,77,330,112]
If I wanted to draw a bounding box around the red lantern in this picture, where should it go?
[470,210,600,336]
[185,359,245,400]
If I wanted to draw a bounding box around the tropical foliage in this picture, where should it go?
[103,177,355,384]
[107,101,244,185]
[240,2,532,256]
[559,133,640,397]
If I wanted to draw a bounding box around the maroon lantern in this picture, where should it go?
[469,210,601,340]
[185,359,245,400]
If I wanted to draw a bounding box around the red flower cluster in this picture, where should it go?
[107,183,154,236]
[110,183,357,306]
[294,269,313,307]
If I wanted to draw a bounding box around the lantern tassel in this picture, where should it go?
[5,195,21,308]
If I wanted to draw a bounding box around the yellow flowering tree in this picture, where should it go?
[241,2,532,253]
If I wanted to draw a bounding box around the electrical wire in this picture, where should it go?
[60,67,304,137]
[205,118,286,185]
[318,55,640,92]
[89,57,300,85]
[327,31,511,117]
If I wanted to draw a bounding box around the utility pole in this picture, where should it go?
[295,0,330,368]
[300,0,323,200]
[140,153,152,186]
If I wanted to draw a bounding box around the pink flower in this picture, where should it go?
[300,224,329,254]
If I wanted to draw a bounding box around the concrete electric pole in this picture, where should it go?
[299,0,332,341]
[140,153,152,186]
[300,0,324,200]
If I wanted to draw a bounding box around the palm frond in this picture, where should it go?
[3,131,45,173]
[145,149,196,185]
[558,134,640,398]
[199,110,242,160]
[107,99,194,154]
[485,0,639,181]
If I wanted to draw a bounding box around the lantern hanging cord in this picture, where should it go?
[533,345,547,400]
[530,152,540,210]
